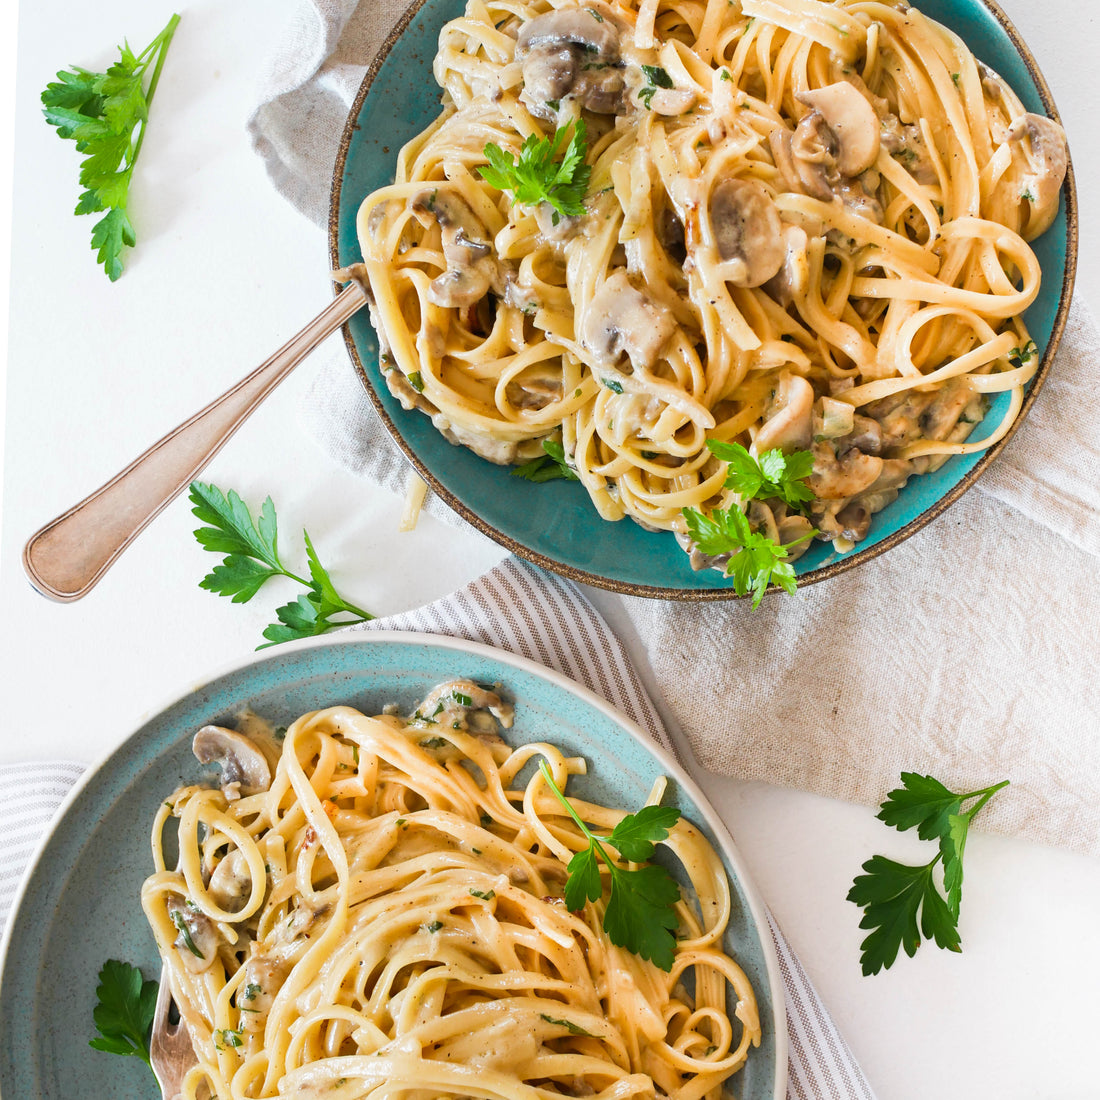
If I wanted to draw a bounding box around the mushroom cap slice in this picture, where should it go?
[797,82,880,177]
[515,5,620,60]
[192,725,272,797]
[808,441,884,500]
[707,179,784,288]
[1008,112,1068,240]
[580,272,677,370]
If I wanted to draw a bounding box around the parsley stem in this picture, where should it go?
[537,760,615,866]
[959,779,1010,821]
[126,15,181,178]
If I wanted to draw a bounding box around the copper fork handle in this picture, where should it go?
[22,280,368,602]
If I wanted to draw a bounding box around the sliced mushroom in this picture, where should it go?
[747,499,779,543]
[862,389,936,453]
[776,513,816,559]
[516,5,619,57]
[764,223,810,306]
[808,440,883,499]
[505,373,564,411]
[918,378,976,440]
[753,372,814,454]
[580,271,676,369]
[797,83,880,176]
[516,4,625,117]
[658,206,687,264]
[410,188,500,309]
[790,111,841,201]
[207,849,254,913]
[707,179,785,287]
[1007,112,1067,239]
[192,725,272,798]
[238,951,292,1032]
[648,86,697,116]
[844,414,883,455]
[866,457,915,493]
[534,202,583,241]
[166,898,220,973]
[768,128,802,195]
[415,680,515,732]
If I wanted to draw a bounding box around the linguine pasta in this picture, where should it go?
[142,682,761,1099]
[356,0,1067,566]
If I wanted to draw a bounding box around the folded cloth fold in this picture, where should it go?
[0,557,875,1100]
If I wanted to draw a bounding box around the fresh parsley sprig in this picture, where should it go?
[189,482,374,648]
[708,439,814,512]
[511,439,579,482]
[89,960,158,1072]
[538,760,682,970]
[847,773,1010,975]
[480,121,592,224]
[41,13,180,280]
[683,504,812,608]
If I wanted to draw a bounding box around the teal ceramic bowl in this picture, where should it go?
[0,633,785,1098]
[330,0,1077,598]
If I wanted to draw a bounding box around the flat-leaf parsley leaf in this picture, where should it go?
[539,761,682,969]
[42,14,180,279]
[511,439,579,482]
[89,959,158,1072]
[682,505,811,608]
[189,482,374,648]
[707,439,814,511]
[847,772,1009,974]
[480,121,592,224]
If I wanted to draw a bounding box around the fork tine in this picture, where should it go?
[150,963,198,1097]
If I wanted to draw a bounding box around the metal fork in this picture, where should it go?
[149,964,198,1100]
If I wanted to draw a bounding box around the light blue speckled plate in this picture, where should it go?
[0,633,785,1099]
[329,0,1076,599]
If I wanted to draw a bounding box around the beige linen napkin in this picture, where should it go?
[247,0,1100,855]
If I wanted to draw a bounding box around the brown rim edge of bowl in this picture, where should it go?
[327,0,1080,603]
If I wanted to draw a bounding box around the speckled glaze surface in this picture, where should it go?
[329,0,1076,599]
[0,633,785,1099]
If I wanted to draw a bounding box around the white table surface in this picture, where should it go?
[2,1,1099,1097]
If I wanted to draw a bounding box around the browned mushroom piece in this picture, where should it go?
[515,4,626,118]
[410,188,500,310]
[192,725,272,799]
[808,440,884,499]
[789,111,840,201]
[797,83,881,177]
[776,513,816,558]
[747,499,780,543]
[707,179,785,287]
[1007,112,1068,240]
[764,223,810,306]
[580,272,676,369]
[166,897,220,973]
[415,679,515,733]
[207,849,255,913]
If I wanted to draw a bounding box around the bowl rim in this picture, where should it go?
[328,0,1079,600]
[0,629,789,1100]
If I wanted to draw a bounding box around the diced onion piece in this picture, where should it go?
[814,396,856,441]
